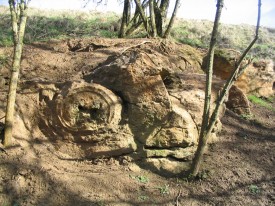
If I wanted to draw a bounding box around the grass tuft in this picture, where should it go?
[248,95,275,112]
[248,184,260,194]
[129,174,149,183]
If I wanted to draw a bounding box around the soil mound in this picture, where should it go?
[1,38,224,176]
[0,38,274,206]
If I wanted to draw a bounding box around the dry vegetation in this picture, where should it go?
[0,6,275,60]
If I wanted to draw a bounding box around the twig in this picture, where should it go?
[175,189,182,206]
[0,147,8,155]
[119,40,151,54]
[0,116,5,120]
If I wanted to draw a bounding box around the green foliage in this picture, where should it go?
[197,169,211,180]
[240,113,254,120]
[248,184,260,194]
[0,6,119,45]
[248,95,275,112]
[0,8,14,46]
[172,20,211,48]
[138,195,149,201]
[0,6,274,59]
[129,174,149,183]
[157,184,170,195]
[266,96,275,103]
[0,54,9,66]
[179,38,205,48]
[95,201,105,206]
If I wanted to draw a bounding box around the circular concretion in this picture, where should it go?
[55,82,122,133]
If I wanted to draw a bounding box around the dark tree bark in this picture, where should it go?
[159,0,169,19]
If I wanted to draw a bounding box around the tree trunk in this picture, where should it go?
[149,0,157,37]
[3,0,28,147]
[119,0,130,38]
[154,0,169,36]
[125,21,143,36]
[163,0,180,38]
[120,0,178,38]
[154,3,162,36]
[190,0,224,177]
[122,0,150,37]
[126,0,131,24]
[190,0,261,177]
[134,0,149,34]
[159,0,170,20]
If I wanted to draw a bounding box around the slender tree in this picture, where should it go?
[154,0,169,36]
[3,0,30,147]
[119,0,180,38]
[134,0,149,33]
[163,0,181,38]
[119,0,149,37]
[119,0,131,37]
[190,0,262,177]
[149,0,157,37]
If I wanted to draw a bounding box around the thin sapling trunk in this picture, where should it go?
[3,0,29,146]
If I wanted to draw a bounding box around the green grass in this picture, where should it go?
[248,95,275,112]
[0,54,8,64]
[138,195,149,201]
[129,174,149,183]
[240,113,255,120]
[248,184,260,194]
[157,184,170,195]
[0,6,120,45]
[0,6,274,60]
[172,19,275,59]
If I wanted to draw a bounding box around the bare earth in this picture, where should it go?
[0,38,274,206]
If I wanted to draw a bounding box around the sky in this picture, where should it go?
[0,0,274,28]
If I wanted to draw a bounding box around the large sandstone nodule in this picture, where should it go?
[85,42,226,174]
[40,81,137,158]
[11,40,228,176]
[202,49,275,97]
[240,60,275,97]
[89,48,202,150]
[225,85,251,115]
[202,49,274,115]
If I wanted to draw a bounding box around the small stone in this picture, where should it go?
[142,158,191,176]
[128,163,141,173]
